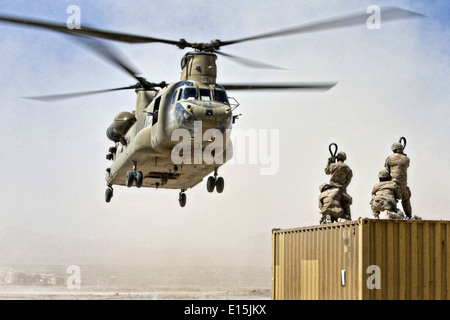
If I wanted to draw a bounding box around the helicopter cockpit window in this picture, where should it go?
[179,87,197,101]
[214,89,229,105]
[200,89,211,101]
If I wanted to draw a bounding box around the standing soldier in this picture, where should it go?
[385,142,412,218]
[370,169,404,219]
[325,151,353,220]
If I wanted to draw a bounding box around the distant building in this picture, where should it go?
[0,268,56,286]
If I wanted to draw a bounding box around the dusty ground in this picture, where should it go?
[0,285,271,300]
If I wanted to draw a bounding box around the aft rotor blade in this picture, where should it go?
[221,82,337,91]
[0,14,182,46]
[213,50,285,69]
[23,86,137,101]
[219,7,424,47]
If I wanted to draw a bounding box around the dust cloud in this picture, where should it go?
[0,226,272,299]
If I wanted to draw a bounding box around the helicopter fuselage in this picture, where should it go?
[105,77,234,191]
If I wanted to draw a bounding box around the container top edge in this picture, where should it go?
[272,218,450,234]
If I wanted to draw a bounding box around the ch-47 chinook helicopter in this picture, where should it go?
[0,7,422,207]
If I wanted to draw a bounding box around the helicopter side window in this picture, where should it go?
[214,90,229,105]
[152,97,161,126]
[200,89,211,101]
[170,90,178,105]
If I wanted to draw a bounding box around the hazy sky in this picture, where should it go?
[0,0,449,267]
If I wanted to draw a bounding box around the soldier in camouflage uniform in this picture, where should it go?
[324,152,353,220]
[370,169,404,219]
[318,183,346,224]
[385,142,412,218]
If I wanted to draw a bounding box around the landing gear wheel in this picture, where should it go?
[179,191,187,207]
[215,177,224,193]
[126,170,134,188]
[135,171,143,188]
[207,176,216,193]
[105,187,113,203]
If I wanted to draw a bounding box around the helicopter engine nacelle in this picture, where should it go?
[106,111,136,143]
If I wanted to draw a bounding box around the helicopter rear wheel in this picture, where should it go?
[215,177,224,193]
[207,176,216,193]
[179,191,187,207]
[135,171,143,188]
[126,170,134,188]
[105,187,113,203]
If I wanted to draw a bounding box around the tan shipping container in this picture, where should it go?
[272,218,450,300]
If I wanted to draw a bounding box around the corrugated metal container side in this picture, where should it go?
[272,219,450,300]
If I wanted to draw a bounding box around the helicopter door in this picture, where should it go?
[152,96,161,126]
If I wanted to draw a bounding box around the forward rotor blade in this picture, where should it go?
[220,82,337,91]
[219,7,424,47]
[72,35,146,85]
[213,50,285,69]
[23,86,136,101]
[0,14,154,87]
[0,14,182,46]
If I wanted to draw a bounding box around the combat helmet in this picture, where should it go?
[336,152,346,161]
[391,142,403,153]
[319,183,333,192]
[378,169,391,180]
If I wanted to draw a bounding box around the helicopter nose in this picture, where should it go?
[177,102,231,132]
[191,104,231,124]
